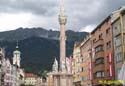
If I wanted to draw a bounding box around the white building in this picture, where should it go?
[2,42,25,86]
[4,59,13,86]
[12,65,17,86]
[13,43,21,68]
[25,73,38,85]
[13,43,25,86]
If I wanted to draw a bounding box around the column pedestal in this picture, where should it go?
[48,72,73,86]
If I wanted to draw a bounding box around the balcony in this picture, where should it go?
[93,64,105,73]
[94,39,104,48]
[94,51,104,59]
[94,58,104,66]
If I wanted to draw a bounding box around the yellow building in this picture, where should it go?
[25,73,38,86]
[73,42,82,86]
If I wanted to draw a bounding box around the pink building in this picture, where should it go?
[4,59,13,86]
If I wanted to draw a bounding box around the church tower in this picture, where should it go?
[59,0,67,72]
[13,41,21,67]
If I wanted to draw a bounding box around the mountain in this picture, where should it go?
[0,27,88,42]
[0,28,89,74]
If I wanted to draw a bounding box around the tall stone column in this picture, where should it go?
[47,0,73,86]
[58,0,67,72]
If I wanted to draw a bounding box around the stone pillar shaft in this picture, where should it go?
[60,24,66,71]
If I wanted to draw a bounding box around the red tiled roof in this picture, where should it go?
[25,73,38,78]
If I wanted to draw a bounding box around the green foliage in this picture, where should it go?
[38,70,48,78]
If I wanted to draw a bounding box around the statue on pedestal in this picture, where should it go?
[52,58,58,72]
[61,60,67,72]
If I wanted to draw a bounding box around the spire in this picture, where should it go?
[14,40,20,53]
[13,40,21,67]
[60,0,65,16]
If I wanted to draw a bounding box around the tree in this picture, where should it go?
[38,70,48,78]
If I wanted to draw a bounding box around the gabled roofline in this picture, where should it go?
[91,15,111,34]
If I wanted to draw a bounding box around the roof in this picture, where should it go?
[91,6,125,34]
[25,73,38,78]
[80,35,91,47]
[13,49,21,54]
[74,42,81,48]
[91,15,111,34]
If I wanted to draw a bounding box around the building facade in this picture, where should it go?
[4,59,13,86]
[71,7,125,86]
[13,44,21,68]
[91,15,114,85]
[111,7,125,80]
[0,48,5,86]
[13,43,25,86]
[12,65,17,86]
[80,36,92,86]
[25,73,38,85]
[0,43,25,86]
[73,43,82,86]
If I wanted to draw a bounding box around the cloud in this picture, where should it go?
[0,12,58,31]
[0,13,32,31]
[0,0,58,16]
[65,0,105,31]
[80,25,96,32]
[65,0,125,31]
[0,0,125,32]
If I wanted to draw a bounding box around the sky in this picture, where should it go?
[0,0,125,32]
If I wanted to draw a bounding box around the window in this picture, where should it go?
[116,52,122,63]
[95,58,104,65]
[106,28,110,35]
[115,26,117,30]
[93,39,96,44]
[114,25,120,35]
[79,67,81,72]
[0,54,3,60]
[95,71,104,78]
[117,68,121,78]
[81,76,88,81]
[81,67,84,72]
[99,34,103,39]
[79,58,82,63]
[115,36,121,47]
[6,70,10,73]
[106,41,111,49]
[81,77,84,81]
[95,45,103,53]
